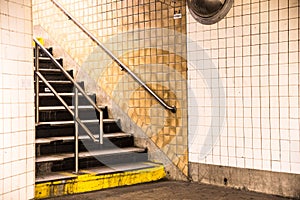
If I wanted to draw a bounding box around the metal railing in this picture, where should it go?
[50,0,177,113]
[34,38,104,173]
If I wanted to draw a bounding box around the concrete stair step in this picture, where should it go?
[39,68,61,72]
[35,162,166,199]
[34,47,53,57]
[36,132,134,157]
[38,105,95,110]
[38,105,94,111]
[34,57,63,69]
[38,92,85,96]
[38,81,84,93]
[38,106,99,121]
[36,118,117,126]
[38,69,73,81]
[35,118,119,138]
[36,132,132,145]
[36,119,99,125]
[36,147,146,163]
[37,93,103,114]
[35,161,163,183]
[38,80,71,84]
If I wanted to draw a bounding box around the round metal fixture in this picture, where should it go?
[187,0,234,25]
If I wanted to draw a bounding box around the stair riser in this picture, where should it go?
[36,152,148,175]
[36,136,134,156]
[36,125,75,138]
[38,82,84,93]
[35,58,63,69]
[36,121,121,138]
[40,70,73,81]
[78,121,122,134]
[38,94,96,107]
[34,47,53,57]
[38,110,98,121]
[78,152,148,169]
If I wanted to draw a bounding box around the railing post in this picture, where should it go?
[99,111,103,144]
[35,42,40,124]
[74,87,79,174]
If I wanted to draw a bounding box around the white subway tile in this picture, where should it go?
[291,151,300,163]
[26,171,35,186]
[290,141,300,152]
[11,175,20,191]
[281,150,290,162]
[253,159,262,170]
[3,177,12,194]
[27,184,35,200]
[272,161,281,172]
[281,162,291,173]
[26,144,34,158]
[19,188,27,199]
[19,173,27,189]
[3,162,12,179]
[263,160,271,171]
[187,0,299,175]
[291,163,300,174]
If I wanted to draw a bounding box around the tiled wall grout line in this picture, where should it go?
[188,0,299,174]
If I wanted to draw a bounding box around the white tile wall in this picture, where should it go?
[187,0,300,174]
[0,0,35,199]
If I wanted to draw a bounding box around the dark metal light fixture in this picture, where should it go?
[187,0,234,25]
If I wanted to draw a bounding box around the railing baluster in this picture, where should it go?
[74,87,79,174]
[35,43,40,124]
[99,111,103,144]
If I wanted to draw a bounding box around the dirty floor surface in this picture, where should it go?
[47,180,293,200]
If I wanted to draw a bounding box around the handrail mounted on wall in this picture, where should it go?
[50,0,177,113]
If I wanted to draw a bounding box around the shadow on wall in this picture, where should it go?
[78,28,225,176]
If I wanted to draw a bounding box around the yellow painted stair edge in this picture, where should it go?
[33,37,45,47]
[35,165,166,199]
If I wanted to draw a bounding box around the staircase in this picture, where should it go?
[34,45,165,199]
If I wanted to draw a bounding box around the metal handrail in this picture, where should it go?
[34,38,104,173]
[50,0,177,113]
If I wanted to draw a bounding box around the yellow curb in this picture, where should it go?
[35,165,166,199]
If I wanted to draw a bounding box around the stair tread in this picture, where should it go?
[36,118,117,126]
[39,93,83,96]
[38,80,72,84]
[36,147,145,163]
[35,161,162,183]
[36,132,132,144]
[37,119,98,125]
[34,57,62,60]
[39,105,94,110]
[39,69,62,72]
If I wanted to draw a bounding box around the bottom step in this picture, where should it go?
[35,162,166,199]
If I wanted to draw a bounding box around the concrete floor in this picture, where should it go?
[47,180,293,200]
